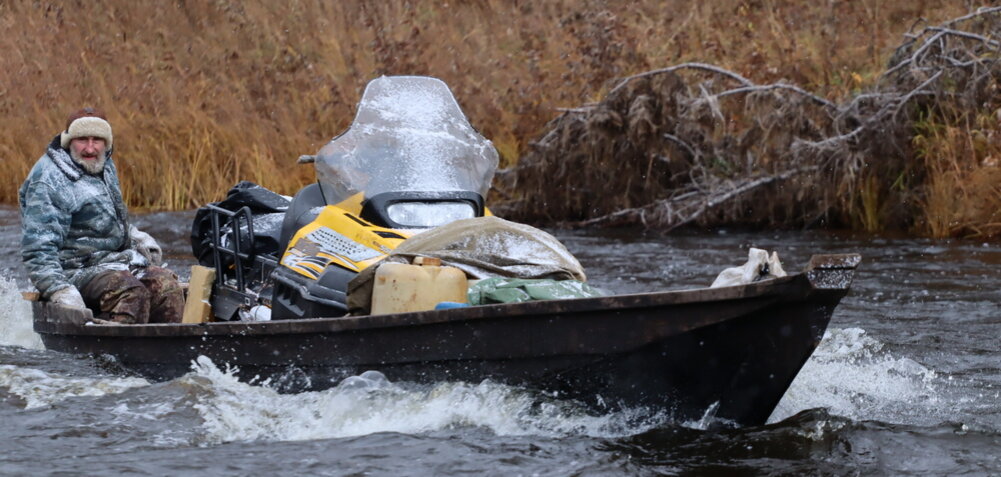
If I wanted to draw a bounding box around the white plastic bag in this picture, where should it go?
[130,225,163,266]
[711,248,787,288]
[239,305,272,322]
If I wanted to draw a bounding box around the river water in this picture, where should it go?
[1,205,999,475]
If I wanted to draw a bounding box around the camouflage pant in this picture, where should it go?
[79,266,184,324]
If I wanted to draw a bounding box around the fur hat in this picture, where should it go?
[60,107,113,150]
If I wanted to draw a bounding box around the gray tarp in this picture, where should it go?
[347,216,586,314]
[467,277,604,305]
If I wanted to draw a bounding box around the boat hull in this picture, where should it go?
[33,254,859,426]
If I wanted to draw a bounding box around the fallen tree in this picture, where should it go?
[494,8,1001,236]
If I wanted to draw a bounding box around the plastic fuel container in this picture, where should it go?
[371,257,468,314]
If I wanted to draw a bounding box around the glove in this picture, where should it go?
[51,286,86,308]
[130,225,163,266]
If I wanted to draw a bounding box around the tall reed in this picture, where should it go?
[913,112,1001,238]
[0,0,992,240]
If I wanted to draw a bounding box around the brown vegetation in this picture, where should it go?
[0,1,996,237]
[499,7,1001,239]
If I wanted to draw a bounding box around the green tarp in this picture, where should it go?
[467,277,605,305]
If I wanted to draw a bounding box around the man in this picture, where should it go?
[19,107,184,324]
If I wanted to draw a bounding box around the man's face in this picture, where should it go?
[69,136,107,175]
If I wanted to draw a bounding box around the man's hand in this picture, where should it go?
[130,226,163,266]
[51,286,86,308]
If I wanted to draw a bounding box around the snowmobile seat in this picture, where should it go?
[277,182,327,255]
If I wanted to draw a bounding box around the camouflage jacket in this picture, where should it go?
[19,136,145,298]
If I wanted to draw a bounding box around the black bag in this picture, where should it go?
[190,181,291,269]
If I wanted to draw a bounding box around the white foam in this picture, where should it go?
[0,276,43,350]
[769,327,940,424]
[185,356,666,444]
[0,365,149,409]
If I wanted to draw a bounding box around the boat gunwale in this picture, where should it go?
[34,280,816,339]
[33,254,859,338]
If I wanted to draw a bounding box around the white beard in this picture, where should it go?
[70,150,107,175]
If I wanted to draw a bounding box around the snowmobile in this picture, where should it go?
[191,76,498,321]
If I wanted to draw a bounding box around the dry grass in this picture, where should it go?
[913,113,1001,238]
[0,0,995,237]
[493,3,1001,239]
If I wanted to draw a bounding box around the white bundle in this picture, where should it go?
[710,248,787,288]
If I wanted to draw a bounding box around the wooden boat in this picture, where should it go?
[31,253,859,427]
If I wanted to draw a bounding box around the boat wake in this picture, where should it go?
[770,327,941,425]
[0,276,42,350]
[0,330,969,450]
[0,364,149,409]
[181,356,669,444]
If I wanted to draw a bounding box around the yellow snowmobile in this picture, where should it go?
[192,76,498,320]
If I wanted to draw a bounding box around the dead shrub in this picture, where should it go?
[496,7,1001,239]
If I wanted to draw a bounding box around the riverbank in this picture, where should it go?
[0,1,996,237]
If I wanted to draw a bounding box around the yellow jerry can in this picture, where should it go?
[371,257,468,315]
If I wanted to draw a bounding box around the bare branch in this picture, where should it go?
[882,31,946,79]
[944,57,981,68]
[717,83,839,110]
[662,134,698,159]
[794,127,863,152]
[608,62,754,96]
[573,167,818,229]
[926,26,1000,48]
[892,70,943,120]
[664,166,819,231]
[942,6,1001,28]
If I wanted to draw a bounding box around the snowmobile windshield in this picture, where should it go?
[314,76,498,208]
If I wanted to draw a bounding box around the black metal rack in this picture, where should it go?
[205,204,278,293]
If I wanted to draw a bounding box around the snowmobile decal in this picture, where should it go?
[281,226,382,278]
